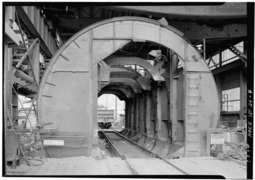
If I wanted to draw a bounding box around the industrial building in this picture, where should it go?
[3,2,252,178]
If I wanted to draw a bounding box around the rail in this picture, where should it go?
[103,130,189,175]
[100,130,139,175]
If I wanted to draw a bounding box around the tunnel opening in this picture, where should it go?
[97,94,125,130]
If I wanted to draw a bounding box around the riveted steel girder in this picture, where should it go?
[105,56,165,81]
[109,67,151,90]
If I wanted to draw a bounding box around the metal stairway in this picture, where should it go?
[15,96,37,129]
[228,45,247,63]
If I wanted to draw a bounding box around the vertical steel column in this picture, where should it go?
[29,41,40,84]
[171,54,178,143]
[124,100,128,128]
[156,86,162,139]
[139,93,145,133]
[135,94,140,132]
[34,8,40,34]
[131,99,135,131]
[145,92,151,137]
[4,6,16,130]
[128,99,132,129]
[40,15,44,42]
[240,69,247,119]
[4,45,13,128]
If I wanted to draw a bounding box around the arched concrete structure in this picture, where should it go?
[38,17,219,157]
[100,83,135,99]
[110,78,142,93]
[98,90,127,100]
[109,67,151,91]
[105,56,164,81]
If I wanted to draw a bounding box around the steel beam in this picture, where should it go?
[109,67,151,90]
[98,90,127,100]
[15,6,53,58]
[4,22,21,47]
[110,78,142,93]
[170,21,246,41]
[105,56,164,81]
[111,3,246,18]
[100,84,134,99]
[57,17,104,31]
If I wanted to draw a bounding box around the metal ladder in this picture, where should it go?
[14,94,37,130]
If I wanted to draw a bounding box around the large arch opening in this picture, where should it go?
[38,17,219,158]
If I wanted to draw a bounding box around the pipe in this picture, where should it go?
[14,69,34,84]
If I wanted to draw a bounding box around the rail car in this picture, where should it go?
[97,109,115,129]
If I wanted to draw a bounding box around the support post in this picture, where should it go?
[136,95,140,132]
[156,86,162,139]
[145,92,151,136]
[124,100,128,129]
[29,41,40,84]
[240,69,247,119]
[171,54,178,143]
[139,93,145,134]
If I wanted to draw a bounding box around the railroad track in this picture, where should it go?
[100,130,139,175]
[100,130,189,175]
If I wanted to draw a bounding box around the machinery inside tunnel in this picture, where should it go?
[37,17,219,158]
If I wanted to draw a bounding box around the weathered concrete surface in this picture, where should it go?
[6,156,246,177]
[7,157,133,175]
[127,158,184,175]
[167,156,246,179]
